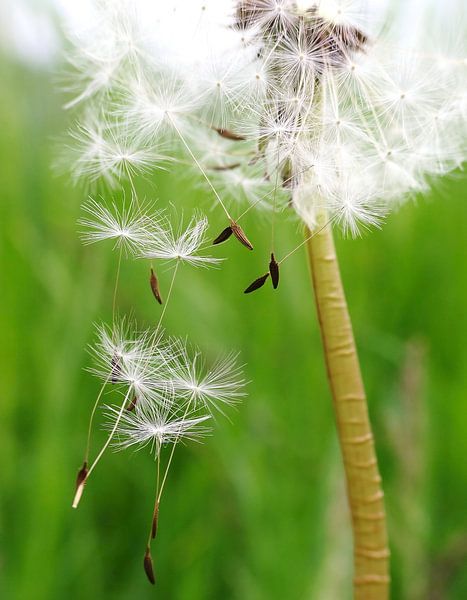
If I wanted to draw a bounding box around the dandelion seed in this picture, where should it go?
[212,225,233,245]
[244,273,270,294]
[126,395,138,412]
[72,462,88,509]
[231,221,254,250]
[149,268,163,305]
[143,547,156,585]
[269,253,280,288]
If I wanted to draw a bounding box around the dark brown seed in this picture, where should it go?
[213,226,233,245]
[150,268,163,305]
[213,127,246,141]
[110,355,121,384]
[210,163,241,171]
[244,273,269,294]
[72,461,88,508]
[144,548,156,585]
[231,222,254,251]
[75,461,88,489]
[126,395,138,411]
[151,503,160,539]
[269,253,280,289]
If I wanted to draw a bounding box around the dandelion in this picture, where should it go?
[62,0,466,593]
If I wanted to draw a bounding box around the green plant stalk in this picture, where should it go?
[306,210,390,599]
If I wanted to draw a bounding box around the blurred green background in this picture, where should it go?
[0,48,466,600]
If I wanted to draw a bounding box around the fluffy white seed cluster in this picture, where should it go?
[92,321,246,451]
[63,0,466,235]
[78,197,220,265]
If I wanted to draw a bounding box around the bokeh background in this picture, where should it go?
[0,3,466,599]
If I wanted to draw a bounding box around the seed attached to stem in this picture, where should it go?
[244,273,269,294]
[151,502,160,539]
[269,253,280,289]
[150,268,163,305]
[213,226,233,245]
[144,547,156,585]
[231,221,254,250]
[72,461,88,509]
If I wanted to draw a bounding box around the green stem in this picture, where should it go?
[306,210,390,600]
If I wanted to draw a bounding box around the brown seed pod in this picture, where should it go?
[244,273,269,294]
[213,225,233,245]
[126,395,138,412]
[75,461,88,490]
[144,547,156,585]
[72,462,88,509]
[213,127,246,141]
[231,222,254,250]
[150,268,163,305]
[151,503,160,539]
[269,253,280,289]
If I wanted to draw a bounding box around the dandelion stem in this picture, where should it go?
[155,261,179,336]
[154,397,193,508]
[84,374,111,463]
[167,115,232,220]
[112,245,123,322]
[155,438,177,506]
[86,388,132,480]
[146,448,162,546]
[305,209,390,600]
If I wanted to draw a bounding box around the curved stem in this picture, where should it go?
[306,211,390,600]
[87,388,132,479]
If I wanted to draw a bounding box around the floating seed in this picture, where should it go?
[150,268,163,305]
[231,222,254,251]
[72,461,88,509]
[213,127,246,141]
[213,226,233,245]
[144,547,156,585]
[126,395,138,412]
[244,273,269,294]
[151,502,160,539]
[269,253,280,289]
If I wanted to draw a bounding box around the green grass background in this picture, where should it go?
[0,56,466,600]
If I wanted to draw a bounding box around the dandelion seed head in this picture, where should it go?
[62,0,466,235]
